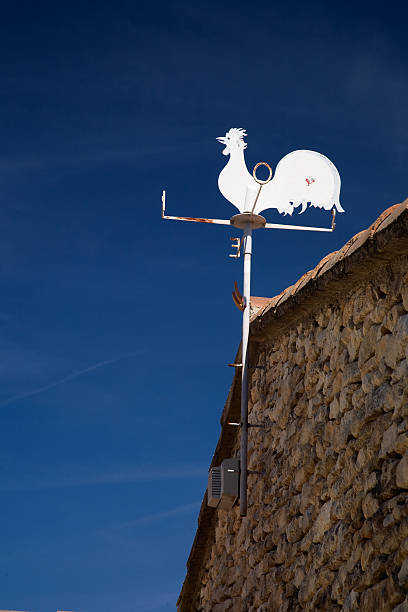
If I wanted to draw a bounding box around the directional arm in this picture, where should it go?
[265,222,332,232]
[161,191,231,226]
[265,208,336,232]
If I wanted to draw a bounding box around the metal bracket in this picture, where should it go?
[228,363,265,370]
[227,422,265,429]
[232,281,245,311]
[331,208,336,230]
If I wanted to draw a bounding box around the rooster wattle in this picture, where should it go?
[217,128,344,216]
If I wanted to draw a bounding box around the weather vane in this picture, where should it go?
[162,128,343,517]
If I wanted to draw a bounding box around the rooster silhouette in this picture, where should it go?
[217,128,344,216]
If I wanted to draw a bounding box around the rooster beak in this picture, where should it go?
[216,136,227,144]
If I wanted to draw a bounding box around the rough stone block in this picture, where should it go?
[396,452,408,489]
[358,325,380,369]
[398,558,408,587]
[312,501,333,543]
[380,423,399,458]
[362,493,379,519]
[392,598,408,612]
[360,576,403,610]
[343,361,361,386]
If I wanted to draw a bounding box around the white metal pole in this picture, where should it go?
[240,222,252,517]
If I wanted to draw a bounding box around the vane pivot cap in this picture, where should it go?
[230,213,266,229]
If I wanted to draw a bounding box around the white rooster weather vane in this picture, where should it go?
[162,128,344,517]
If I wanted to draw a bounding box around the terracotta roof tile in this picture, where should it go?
[292,269,314,294]
[311,251,337,279]
[251,296,273,309]
[368,203,400,236]
[273,285,294,308]
[316,250,342,278]
[263,294,282,312]
[372,200,408,235]
[343,228,371,258]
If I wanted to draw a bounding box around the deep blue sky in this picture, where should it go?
[0,1,406,611]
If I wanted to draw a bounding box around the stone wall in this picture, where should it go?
[178,201,408,612]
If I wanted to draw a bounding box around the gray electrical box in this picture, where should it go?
[219,458,240,509]
[208,466,221,507]
[207,458,239,509]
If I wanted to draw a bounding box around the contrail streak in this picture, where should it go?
[0,465,207,491]
[99,501,201,549]
[0,352,140,406]
[114,501,201,530]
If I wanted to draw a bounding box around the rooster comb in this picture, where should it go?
[228,127,247,139]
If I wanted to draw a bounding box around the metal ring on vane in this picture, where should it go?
[253,162,273,185]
